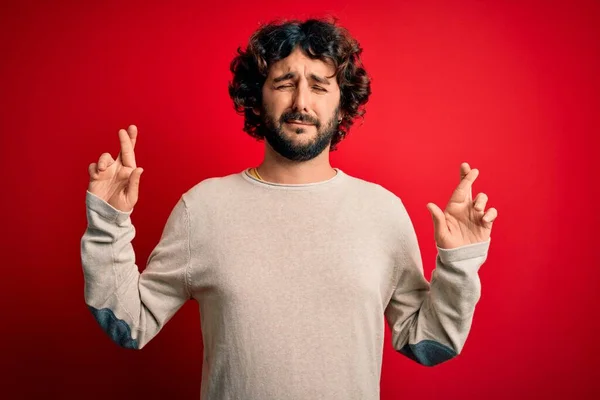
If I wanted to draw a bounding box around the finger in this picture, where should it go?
[88,162,98,178]
[127,124,138,149]
[118,128,137,168]
[453,168,479,202]
[473,192,488,212]
[426,202,449,238]
[482,207,498,224]
[460,162,472,199]
[97,152,115,172]
[126,167,144,204]
[460,162,471,180]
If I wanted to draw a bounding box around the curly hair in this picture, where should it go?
[228,17,371,151]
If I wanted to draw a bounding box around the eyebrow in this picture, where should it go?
[272,72,331,85]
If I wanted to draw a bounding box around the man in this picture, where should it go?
[82,17,497,400]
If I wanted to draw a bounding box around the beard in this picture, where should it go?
[257,105,340,162]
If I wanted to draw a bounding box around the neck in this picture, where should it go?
[256,143,336,184]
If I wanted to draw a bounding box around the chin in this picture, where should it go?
[285,125,315,135]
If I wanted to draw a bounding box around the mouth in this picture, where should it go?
[285,120,313,126]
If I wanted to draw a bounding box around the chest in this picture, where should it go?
[190,206,398,315]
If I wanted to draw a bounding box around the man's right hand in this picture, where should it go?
[87,125,144,213]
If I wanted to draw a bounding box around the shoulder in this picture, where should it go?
[343,172,407,213]
[179,170,246,208]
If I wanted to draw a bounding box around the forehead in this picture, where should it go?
[267,47,336,81]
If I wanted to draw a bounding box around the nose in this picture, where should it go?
[291,81,309,113]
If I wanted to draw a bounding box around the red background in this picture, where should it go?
[1,0,598,398]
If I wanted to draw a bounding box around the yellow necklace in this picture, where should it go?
[252,167,263,181]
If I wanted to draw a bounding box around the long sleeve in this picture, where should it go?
[384,199,490,367]
[80,190,192,350]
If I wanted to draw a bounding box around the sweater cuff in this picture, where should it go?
[85,190,133,226]
[436,237,491,265]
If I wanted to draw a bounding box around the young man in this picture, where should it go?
[82,18,497,400]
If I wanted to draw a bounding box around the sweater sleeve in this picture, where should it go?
[384,199,490,367]
[80,190,191,350]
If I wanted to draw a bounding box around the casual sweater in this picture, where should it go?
[80,167,491,400]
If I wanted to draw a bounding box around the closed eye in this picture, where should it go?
[276,85,327,93]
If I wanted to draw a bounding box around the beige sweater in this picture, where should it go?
[81,167,490,400]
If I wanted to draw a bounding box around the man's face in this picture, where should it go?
[256,47,342,161]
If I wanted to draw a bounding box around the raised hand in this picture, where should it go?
[426,162,498,249]
[87,125,144,212]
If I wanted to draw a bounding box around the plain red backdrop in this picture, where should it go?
[1,0,598,398]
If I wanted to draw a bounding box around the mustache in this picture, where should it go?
[281,111,320,127]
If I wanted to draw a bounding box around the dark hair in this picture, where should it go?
[228,17,371,151]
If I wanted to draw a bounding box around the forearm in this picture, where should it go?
[81,191,148,348]
[388,239,490,367]
[405,240,490,365]
[81,191,191,350]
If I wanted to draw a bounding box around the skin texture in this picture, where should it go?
[252,47,343,184]
[87,125,142,213]
[426,162,498,249]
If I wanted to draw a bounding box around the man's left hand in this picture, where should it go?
[426,162,498,249]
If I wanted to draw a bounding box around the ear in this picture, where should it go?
[252,107,260,116]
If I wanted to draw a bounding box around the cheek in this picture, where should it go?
[264,95,288,118]
[320,92,340,116]
[318,103,339,122]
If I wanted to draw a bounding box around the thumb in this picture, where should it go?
[126,167,144,204]
[426,202,447,236]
